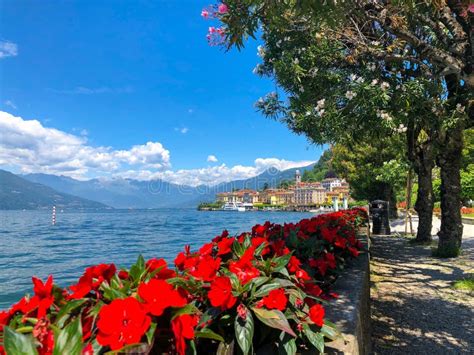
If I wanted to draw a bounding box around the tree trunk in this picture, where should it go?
[437,126,464,257]
[406,123,435,242]
[384,184,398,219]
[414,165,434,242]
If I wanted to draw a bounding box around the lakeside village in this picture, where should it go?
[198,170,351,212]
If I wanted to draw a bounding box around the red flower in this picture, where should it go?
[310,258,328,276]
[321,228,337,243]
[81,308,94,341]
[146,258,176,279]
[138,279,187,316]
[348,247,360,257]
[237,304,247,320]
[199,242,214,256]
[308,303,325,327]
[216,237,235,255]
[0,311,10,332]
[175,245,191,270]
[69,263,116,299]
[32,275,54,318]
[262,289,287,311]
[97,297,151,351]
[229,261,259,285]
[171,314,199,355]
[334,236,347,249]
[118,270,129,280]
[229,246,260,284]
[174,252,187,270]
[82,344,94,355]
[208,276,236,310]
[304,282,322,297]
[287,256,301,273]
[33,318,54,355]
[189,256,221,281]
[325,253,337,269]
[212,229,229,242]
[288,256,311,281]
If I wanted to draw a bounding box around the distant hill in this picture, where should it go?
[19,162,316,208]
[209,163,316,193]
[21,173,205,209]
[0,169,110,210]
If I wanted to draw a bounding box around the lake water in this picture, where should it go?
[0,209,313,310]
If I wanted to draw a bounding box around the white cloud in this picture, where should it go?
[114,159,314,186]
[0,111,314,186]
[207,155,218,163]
[175,127,189,134]
[4,100,17,109]
[0,41,18,59]
[0,111,170,178]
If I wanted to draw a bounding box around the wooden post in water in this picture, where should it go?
[52,206,56,225]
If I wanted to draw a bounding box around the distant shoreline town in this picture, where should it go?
[199,170,351,212]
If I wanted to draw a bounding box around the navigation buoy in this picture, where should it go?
[52,206,56,225]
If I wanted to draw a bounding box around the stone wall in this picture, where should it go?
[324,236,371,354]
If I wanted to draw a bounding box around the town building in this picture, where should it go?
[321,177,345,191]
[216,189,259,204]
[294,182,327,206]
[258,188,294,205]
[215,170,351,208]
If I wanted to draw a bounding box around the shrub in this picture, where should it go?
[0,208,368,355]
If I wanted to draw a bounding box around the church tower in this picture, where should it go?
[295,169,301,184]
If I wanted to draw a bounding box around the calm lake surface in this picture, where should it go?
[0,209,313,310]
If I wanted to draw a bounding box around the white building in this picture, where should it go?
[321,178,345,192]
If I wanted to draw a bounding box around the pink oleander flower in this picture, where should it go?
[218,3,228,14]
[201,9,209,18]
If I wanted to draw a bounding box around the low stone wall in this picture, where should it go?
[324,235,371,354]
[462,216,474,225]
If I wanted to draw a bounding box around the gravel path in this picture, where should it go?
[370,220,474,354]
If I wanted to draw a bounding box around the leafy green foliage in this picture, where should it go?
[53,318,83,355]
[3,326,38,355]
[234,307,254,355]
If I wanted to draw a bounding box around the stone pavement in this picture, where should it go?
[370,218,474,354]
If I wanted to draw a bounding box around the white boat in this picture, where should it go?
[222,202,242,211]
[222,202,253,211]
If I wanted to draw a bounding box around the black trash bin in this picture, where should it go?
[370,200,390,235]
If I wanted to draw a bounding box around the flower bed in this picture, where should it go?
[0,208,368,355]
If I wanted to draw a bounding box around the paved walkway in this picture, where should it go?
[370,219,474,354]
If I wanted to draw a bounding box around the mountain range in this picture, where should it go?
[0,169,110,210]
[0,163,315,210]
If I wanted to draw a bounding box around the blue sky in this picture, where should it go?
[0,0,324,185]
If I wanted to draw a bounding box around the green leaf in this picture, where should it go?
[320,320,341,341]
[56,299,87,328]
[234,307,254,355]
[249,276,270,289]
[253,282,282,298]
[251,307,296,337]
[303,324,324,354]
[171,303,199,319]
[145,322,157,345]
[279,332,297,355]
[232,240,244,257]
[3,326,38,355]
[129,255,146,282]
[195,328,225,343]
[217,341,234,355]
[101,281,127,301]
[272,253,292,272]
[53,318,83,355]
